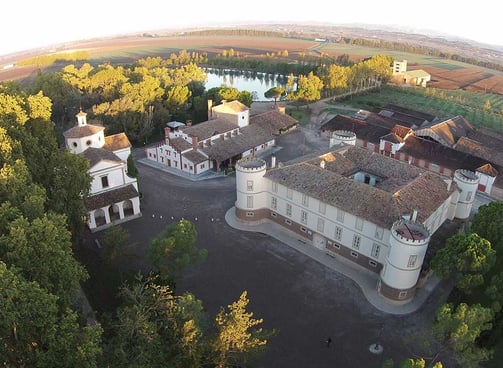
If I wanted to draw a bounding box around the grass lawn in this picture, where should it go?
[333,85,503,132]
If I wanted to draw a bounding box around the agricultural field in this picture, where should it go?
[2,33,503,95]
[330,85,503,132]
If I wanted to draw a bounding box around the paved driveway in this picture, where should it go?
[103,129,458,368]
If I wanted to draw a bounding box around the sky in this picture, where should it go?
[1,0,500,56]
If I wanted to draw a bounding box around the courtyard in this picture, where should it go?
[79,123,460,367]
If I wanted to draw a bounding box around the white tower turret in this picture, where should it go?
[235,157,267,222]
[453,169,479,220]
[379,220,430,303]
[63,109,105,154]
[329,130,357,148]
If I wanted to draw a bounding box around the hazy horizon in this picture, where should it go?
[2,0,501,57]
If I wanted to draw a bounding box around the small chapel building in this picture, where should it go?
[63,110,141,231]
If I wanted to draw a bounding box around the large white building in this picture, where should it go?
[146,100,298,175]
[233,144,479,304]
[63,110,141,231]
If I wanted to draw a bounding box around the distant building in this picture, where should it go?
[146,100,298,175]
[63,110,141,231]
[233,145,476,304]
[320,105,503,198]
[392,60,431,87]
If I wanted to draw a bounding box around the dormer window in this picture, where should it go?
[101,176,109,188]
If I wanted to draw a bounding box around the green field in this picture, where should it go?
[328,85,503,132]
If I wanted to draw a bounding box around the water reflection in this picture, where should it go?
[204,68,294,101]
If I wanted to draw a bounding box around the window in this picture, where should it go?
[371,244,381,259]
[247,180,254,191]
[301,210,308,224]
[86,139,92,146]
[72,142,78,147]
[318,202,326,214]
[184,163,187,169]
[355,217,364,231]
[285,219,292,225]
[467,191,473,201]
[286,203,292,217]
[317,218,325,232]
[407,255,418,268]
[352,235,361,250]
[272,182,278,193]
[375,226,383,240]
[398,291,408,300]
[337,209,345,223]
[271,197,277,210]
[351,251,358,258]
[335,226,342,241]
[302,194,309,206]
[287,188,293,199]
[369,260,377,267]
[300,227,306,233]
[271,212,277,217]
[101,176,109,188]
[246,212,254,217]
[246,196,253,208]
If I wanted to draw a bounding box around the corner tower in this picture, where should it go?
[379,219,430,303]
[235,157,268,222]
[453,169,479,220]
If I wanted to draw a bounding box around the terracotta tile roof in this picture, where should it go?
[477,163,499,177]
[183,150,208,164]
[202,124,272,162]
[264,146,450,228]
[103,133,131,151]
[416,116,474,147]
[249,110,298,135]
[181,118,237,141]
[169,137,192,152]
[320,115,389,144]
[381,133,403,144]
[459,129,503,165]
[84,184,138,211]
[80,147,122,167]
[213,100,249,114]
[63,124,104,138]
[391,124,413,139]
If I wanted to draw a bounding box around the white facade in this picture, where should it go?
[233,147,475,304]
[453,169,479,220]
[64,110,141,231]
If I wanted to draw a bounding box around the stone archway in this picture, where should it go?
[109,204,120,222]
[123,199,134,217]
[94,208,107,227]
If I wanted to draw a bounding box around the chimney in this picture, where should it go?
[164,127,170,139]
[320,160,326,169]
[271,155,276,168]
[192,135,198,150]
[412,209,418,222]
[446,179,452,191]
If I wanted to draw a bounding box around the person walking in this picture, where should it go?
[326,337,332,348]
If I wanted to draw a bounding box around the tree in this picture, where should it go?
[126,153,139,178]
[433,303,493,368]
[431,233,496,292]
[0,262,102,368]
[147,219,207,280]
[471,201,503,253]
[288,71,323,107]
[264,86,286,107]
[0,212,88,308]
[212,291,273,368]
[400,358,443,368]
[106,275,206,368]
[101,225,132,265]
